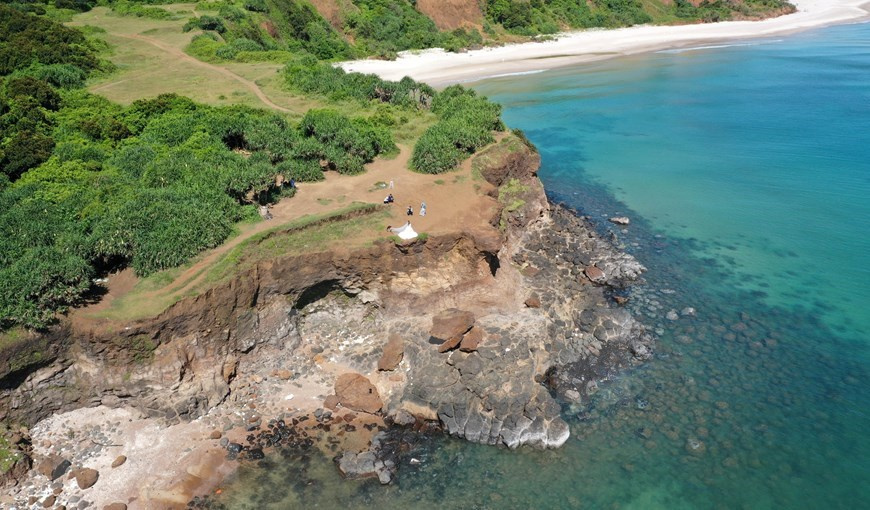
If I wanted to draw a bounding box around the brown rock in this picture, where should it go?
[74,468,99,489]
[584,266,605,283]
[209,430,222,440]
[524,295,541,308]
[323,395,340,410]
[521,265,540,277]
[104,504,127,510]
[377,333,404,371]
[221,357,238,384]
[459,326,484,352]
[334,373,383,414]
[613,295,629,305]
[437,336,463,353]
[41,495,56,508]
[430,309,475,345]
[111,455,127,468]
[272,369,293,380]
[37,455,70,481]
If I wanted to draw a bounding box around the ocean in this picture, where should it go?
[213,21,870,509]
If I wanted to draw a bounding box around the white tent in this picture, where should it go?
[390,221,418,240]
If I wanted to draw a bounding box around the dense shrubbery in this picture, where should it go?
[411,86,504,174]
[0,6,398,328]
[484,0,650,33]
[1,90,395,328]
[284,56,435,108]
[111,1,176,20]
[345,0,482,57]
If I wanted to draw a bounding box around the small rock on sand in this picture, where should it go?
[584,266,606,283]
[333,373,383,414]
[73,468,99,490]
[377,333,404,371]
[459,326,484,352]
[111,455,127,468]
[104,504,127,510]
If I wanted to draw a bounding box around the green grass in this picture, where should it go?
[0,431,22,474]
[471,134,526,182]
[434,179,445,185]
[0,328,28,351]
[203,202,387,286]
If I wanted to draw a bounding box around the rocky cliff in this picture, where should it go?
[0,134,653,492]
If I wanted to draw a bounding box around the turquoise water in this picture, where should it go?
[214,22,870,509]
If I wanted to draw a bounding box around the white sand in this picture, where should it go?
[340,0,870,85]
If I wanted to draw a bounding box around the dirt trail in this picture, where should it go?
[76,144,499,322]
[110,32,292,113]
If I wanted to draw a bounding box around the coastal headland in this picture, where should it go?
[340,0,870,85]
[1,133,652,508]
[4,1,864,508]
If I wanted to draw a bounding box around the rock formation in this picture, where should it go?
[0,133,653,494]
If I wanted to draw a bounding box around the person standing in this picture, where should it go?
[420,201,427,216]
[407,205,413,216]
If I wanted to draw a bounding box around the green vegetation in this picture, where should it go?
[180,0,794,62]
[0,426,23,474]
[283,55,435,108]
[111,1,179,20]
[0,5,395,330]
[344,0,482,57]
[411,85,504,174]
[204,202,386,285]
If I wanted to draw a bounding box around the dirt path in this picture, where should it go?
[110,32,292,113]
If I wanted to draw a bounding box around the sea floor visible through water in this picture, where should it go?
[208,22,870,509]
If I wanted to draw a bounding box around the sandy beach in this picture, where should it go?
[340,0,870,85]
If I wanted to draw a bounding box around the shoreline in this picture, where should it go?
[339,0,870,86]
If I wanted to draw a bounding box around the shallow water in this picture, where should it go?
[214,22,870,509]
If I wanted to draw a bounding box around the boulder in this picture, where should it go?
[609,216,630,225]
[111,455,127,468]
[74,468,99,489]
[377,334,404,371]
[333,373,382,414]
[41,495,55,508]
[104,504,127,510]
[430,309,475,350]
[37,455,70,481]
[459,327,484,352]
[584,266,606,283]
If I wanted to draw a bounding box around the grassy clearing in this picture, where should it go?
[70,6,438,143]
[90,203,387,321]
[202,202,388,286]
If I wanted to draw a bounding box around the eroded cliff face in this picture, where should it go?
[0,136,652,460]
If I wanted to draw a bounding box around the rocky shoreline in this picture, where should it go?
[0,135,654,509]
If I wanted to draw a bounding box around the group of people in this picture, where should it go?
[384,184,427,217]
[406,202,426,216]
